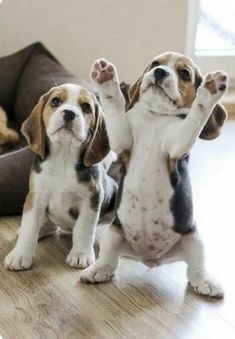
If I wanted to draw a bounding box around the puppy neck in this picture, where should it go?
[133,99,190,117]
[49,138,82,163]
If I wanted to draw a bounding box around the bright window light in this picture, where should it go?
[195,0,235,56]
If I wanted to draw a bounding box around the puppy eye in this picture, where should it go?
[81,102,92,114]
[150,61,160,69]
[178,69,191,81]
[51,97,62,107]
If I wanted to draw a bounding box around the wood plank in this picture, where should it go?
[0,122,235,338]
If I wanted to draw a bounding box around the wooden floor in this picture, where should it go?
[1,121,235,339]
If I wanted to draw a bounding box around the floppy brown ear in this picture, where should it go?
[83,103,110,167]
[199,103,227,140]
[21,90,52,159]
[128,65,150,110]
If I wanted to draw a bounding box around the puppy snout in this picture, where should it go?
[154,67,169,82]
[63,109,76,123]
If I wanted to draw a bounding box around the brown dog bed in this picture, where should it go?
[0,42,94,215]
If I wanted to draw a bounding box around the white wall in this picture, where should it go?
[0,0,188,83]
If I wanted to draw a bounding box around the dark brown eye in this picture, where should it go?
[81,102,92,114]
[51,97,62,107]
[178,69,191,81]
[150,61,160,69]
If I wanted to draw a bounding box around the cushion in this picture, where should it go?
[0,44,38,120]
[0,42,93,215]
[14,43,93,126]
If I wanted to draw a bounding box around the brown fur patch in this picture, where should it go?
[23,173,35,213]
[83,101,110,167]
[119,149,131,170]
[78,89,94,107]
[155,54,171,65]
[128,66,150,110]
[43,89,68,129]
[79,169,102,212]
[23,192,34,213]
[174,59,197,108]
[90,191,100,211]
[148,244,155,251]
[167,156,177,173]
[78,89,97,136]
[68,207,79,220]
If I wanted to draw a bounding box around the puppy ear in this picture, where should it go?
[199,103,227,140]
[21,90,52,159]
[83,103,110,167]
[194,67,203,90]
[128,65,150,110]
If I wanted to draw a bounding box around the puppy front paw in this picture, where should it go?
[197,71,228,107]
[4,249,33,270]
[188,271,224,299]
[65,249,95,269]
[90,58,120,98]
[80,263,115,283]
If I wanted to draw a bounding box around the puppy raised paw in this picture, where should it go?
[90,58,121,99]
[196,70,228,109]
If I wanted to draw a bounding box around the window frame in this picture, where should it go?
[186,0,235,86]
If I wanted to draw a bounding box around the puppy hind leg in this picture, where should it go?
[80,225,135,283]
[181,231,224,298]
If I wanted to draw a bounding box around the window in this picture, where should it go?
[187,0,235,84]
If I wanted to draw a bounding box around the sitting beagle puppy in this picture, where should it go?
[0,106,19,153]
[4,83,117,270]
[80,53,228,299]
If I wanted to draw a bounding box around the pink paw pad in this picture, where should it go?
[91,59,114,84]
[204,71,227,94]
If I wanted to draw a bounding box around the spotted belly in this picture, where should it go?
[118,190,180,262]
[123,223,180,261]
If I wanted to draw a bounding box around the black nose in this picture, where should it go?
[154,67,169,81]
[63,109,76,123]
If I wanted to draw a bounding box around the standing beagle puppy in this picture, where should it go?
[80,53,228,299]
[4,84,117,270]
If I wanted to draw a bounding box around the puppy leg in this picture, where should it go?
[80,225,135,283]
[4,193,48,270]
[160,231,224,298]
[65,199,100,269]
[166,71,228,159]
[91,59,132,153]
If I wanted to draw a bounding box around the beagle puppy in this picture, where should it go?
[4,84,117,270]
[80,53,228,299]
[0,106,19,153]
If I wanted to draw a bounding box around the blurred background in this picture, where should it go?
[1,0,234,86]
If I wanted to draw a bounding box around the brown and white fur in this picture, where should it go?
[80,53,228,299]
[0,106,19,153]
[4,84,117,271]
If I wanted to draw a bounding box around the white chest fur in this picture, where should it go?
[118,107,181,261]
[34,143,90,229]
